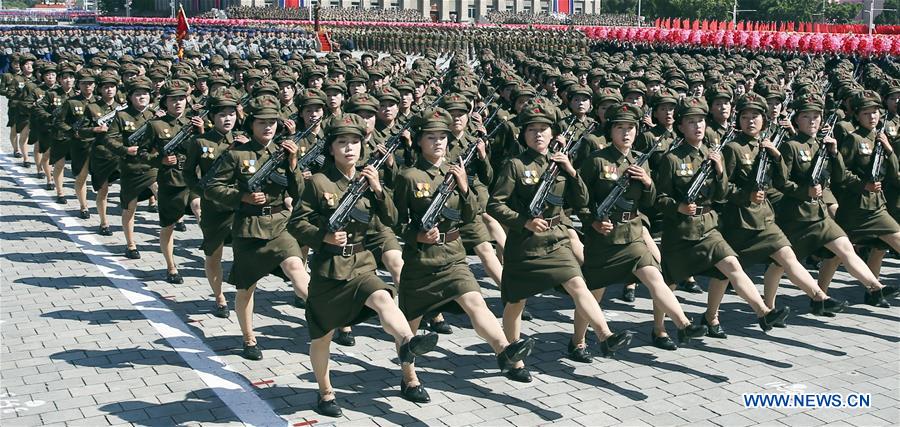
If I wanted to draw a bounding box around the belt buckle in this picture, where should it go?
[436,232,446,245]
[261,206,272,215]
[341,244,353,257]
[621,212,632,221]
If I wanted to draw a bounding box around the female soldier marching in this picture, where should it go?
[573,103,707,357]
[289,113,438,417]
[105,76,157,260]
[393,107,535,403]
[205,95,309,361]
[487,99,632,383]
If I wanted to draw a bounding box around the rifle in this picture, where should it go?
[810,113,839,187]
[870,116,888,182]
[420,139,482,232]
[96,104,128,127]
[684,137,728,204]
[293,116,325,171]
[527,121,596,218]
[162,110,209,156]
[126,105,160,147]
[594,140,659,221]
[750,110,794,191]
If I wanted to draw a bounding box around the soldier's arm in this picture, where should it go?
[204,152,242,209]
[564,160,589,209]
[774,143,808,201]
[836,135,867,193]
[576,156,599,224]
[655,154,679,216]
[487,160,528,229]
[182,138,203,195]
[638,164,657,209]
[392,172,413,227]
[287,178,327,251]
[373,182,397,227]
[33,92,52,122]
[54,100,74,137]
[722,143,749,205]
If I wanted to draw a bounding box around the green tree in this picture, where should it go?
[100,0,126,15]
[824,2,862,24]
[874,0,899,25]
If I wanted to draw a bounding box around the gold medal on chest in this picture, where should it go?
[323,192,336,207]
[241,159,251,174]
[523,169,537,185]
[247,159,257,174]
[859,142,871,155]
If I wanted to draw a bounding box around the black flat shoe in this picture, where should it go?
[398,332,438,364]
[651,332,678,351]
[212,303,229,319]
[677,280,703,294]
[36,171,43,179]
[566,339,593,363]
[498,338,536,371]
[79,209,90,219]
[864,288,892,308]
[241,343,263,360]
[98,225,112,236]
[45,183,52,190]
[622,287,636,302]
[758,307,790,332]
[148,204,158,213]
[400,380,431,403]
[293,295,306,309]
[125,248,141,259]
[880,285,900,299]
[315,395,342,417]
[333,329,356,347]
[174,222,187,232]
[811,297,848,316]
[520,309,533,321]
[700,315,727,339]
[22,161,30,168]
[166,272,184,284]
[677,323,708,345]
[599,331,633,357]
[55,195,66,204]
[427,319,452,334]
[13,152,22,158]
[505,366,533,383]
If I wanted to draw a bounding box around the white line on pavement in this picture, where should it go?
[0,154,288,427]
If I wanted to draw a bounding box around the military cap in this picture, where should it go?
[246,95,282,120]
[668,79,689,93]
[372,86,401,104]
[209,55,226,68]
[325,113,367,142]
[642,72,663,85]
[512,84,537,102]
[208,88,240,109]
[602,73,624,88]
[622,80,648,96]
[567,84,593,99]
[367,67,386,79]
[322,78,347,94]
[880,79,900,99]
[194,69,210,81]
[304,65,327,80]
[790,93,824,113]
[557,76,578,94]
[297,88,327,108]
[147,67,168,81]
[119,54,135,64]
[394,77,416,94]
[517,99,556,127]
[208,72,232,87]
[347,69,369,84]
[252,80,279,97]
[594,87,624,104]
[675,96,709,122]
[126,76,153,94]
[160,80,191,98]
[101,60,120,71]
[76,69,96,84]
[56,63,76,77]
[96,71,120,86]
[244,69,265,82]
[173,68,197,85]
[606,103,642,125]
[735,92,769,113]
[757,83,785,102]
[346,93,379,114]
[185,49,202,59]
[414,107,453,134]
[120,64,141,77]
[231,59,251,71]
[851,90,882,112]
[650,88,679,108]
[273,70,296,85]
[247,52,263,62]
[705,83,733,102]
[255,59,272,70]
[38,62,57,74]
[440,92,471,112]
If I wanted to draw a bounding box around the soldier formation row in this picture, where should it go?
[2,33,899,418]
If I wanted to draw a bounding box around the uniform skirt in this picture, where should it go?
[399,260,481,320]
[37,136,52,154]
[69,140,91,176]
[89,153,120,192]
[777,217,846,260]
[501,245,583,303]
[199,201,234,256]
[119,164,157,206]
[460,217,492,249]
[228,232,302,290]
[49,139,69,164]
[157,185,197,228]
[583,240,660,290]
[661,230,734,285]
[307,272,392,340]
[720,222,791,267]
[363,227,402,254]
[835,206,899,249]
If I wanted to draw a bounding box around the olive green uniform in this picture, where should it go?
[145,114,198,227]
[185,128,236,255]
[54,94,96,173]
[105,106,158,205]
[86,101,122,191]
[288,165,398,339]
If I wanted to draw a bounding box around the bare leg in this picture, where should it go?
[763,263,784,309]
[39,150,51,184]
[572,288,605,346]
[483,213,506,264]
[713,257,771,317]
[205,245,225,306]
[74,159,89,211]
[310,331,335,399]
[52,159,65,197]
[96,183,109,227]
[281,256,309,300]
[382,249,404,285]
[818,257,841,293]
[634,266,692,330]
[562,276,615,342]
[122,199,138,250]
[17,125,29,162]
[456,291,509,353]
[159,224,178,274]
[501,300,526,369]
[9,127,18,154]
[400,317,423,386]
[824,237,886,291]
[567,228,585,266]
[769,247,828,301]
[474,241,503,285]
[235,285,257,344]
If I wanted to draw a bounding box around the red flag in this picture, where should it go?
[176,4,189,60]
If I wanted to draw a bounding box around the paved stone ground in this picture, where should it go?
[1,98,899,426]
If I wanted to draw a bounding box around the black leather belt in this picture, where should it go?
[425,229,461,245]
[322,242,366,257]
[544,215,562,227]
[693,206,712,216]
[612,210,639,223]
[239,204,286,216]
